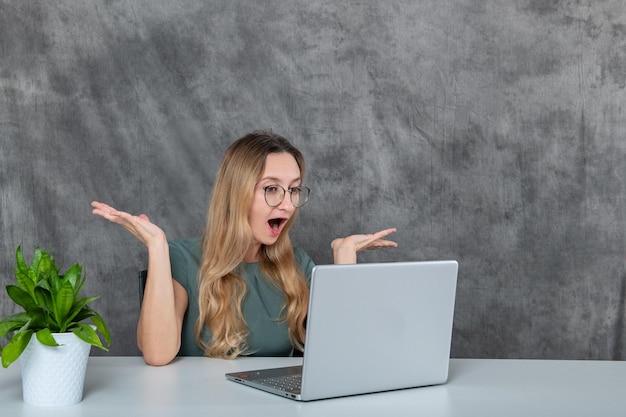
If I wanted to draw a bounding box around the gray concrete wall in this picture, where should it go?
[1,0,625,359]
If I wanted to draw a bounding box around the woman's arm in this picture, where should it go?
[331,228,398,264]
[91,201,187,366]
[136,237,188,366]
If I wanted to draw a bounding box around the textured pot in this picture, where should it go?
[19,332,91,406]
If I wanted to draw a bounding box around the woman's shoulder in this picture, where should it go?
[293,246,315,282]
[168,237,202,283]
[169,237,201,257]
[293,246,310,261]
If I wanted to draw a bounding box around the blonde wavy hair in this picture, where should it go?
[195,131,310,358]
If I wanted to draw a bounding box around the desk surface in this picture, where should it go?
[1,357,625,416]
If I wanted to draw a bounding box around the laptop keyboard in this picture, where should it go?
[256,375,302,393]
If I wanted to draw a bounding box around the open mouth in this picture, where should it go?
[268,218,287,235]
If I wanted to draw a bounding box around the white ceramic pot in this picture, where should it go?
[19,332,91,406]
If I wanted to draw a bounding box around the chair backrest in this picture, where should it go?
[138,270,147,306]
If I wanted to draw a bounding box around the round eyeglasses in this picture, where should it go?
[263,185,311,208]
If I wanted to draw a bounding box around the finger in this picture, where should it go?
[365,240,398,250]
[360,231,398,250]
[358,228,396,248]
[373,228,397,239]
[91,201,123,219]
[92,207,123,220]
[91,201,116,211]
[354,234,383,252]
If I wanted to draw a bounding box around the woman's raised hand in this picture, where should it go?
[331,227,398,264]
[91,201,166,248]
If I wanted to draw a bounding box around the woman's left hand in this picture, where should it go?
[331,228,398,264]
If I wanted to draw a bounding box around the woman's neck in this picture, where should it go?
[243,244,261,263]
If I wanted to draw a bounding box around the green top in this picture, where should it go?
[168,238,315,357]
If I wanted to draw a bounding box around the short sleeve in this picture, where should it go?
[168,238,202,293]
[167,238,204,356]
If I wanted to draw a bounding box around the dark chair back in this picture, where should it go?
[138,270,147,306]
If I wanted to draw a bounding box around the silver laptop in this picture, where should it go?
[225,260,458,401]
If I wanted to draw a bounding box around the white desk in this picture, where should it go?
[1,357,625,416]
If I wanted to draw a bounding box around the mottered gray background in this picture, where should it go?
[1,1,625,359]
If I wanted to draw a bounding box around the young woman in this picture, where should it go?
[92,131,396,366]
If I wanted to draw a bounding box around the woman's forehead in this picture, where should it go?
[260,153,301,181]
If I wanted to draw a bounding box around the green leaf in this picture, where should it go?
[72,323,107,351]
[53,282,75,331]
[15,245,28,274]
[35,328,59,347]
[1,330,33,368]
[76,295,101,308]
[33,285,52,310]
[89,311,111,346]
[0,312,30,338]
[74,270,86,297]
[0,311,31,325]
[14,268,35,296]
[50,268,61,293]
[60,296,100,329]
[37,250,54,278]
[27,248,44,283]
[0,321,25,339]
[63,264,82,292]
[24,309,48,331]
[6,285,36,311]
[35,278,51,291]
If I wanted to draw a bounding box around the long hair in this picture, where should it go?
[195,131,309,358]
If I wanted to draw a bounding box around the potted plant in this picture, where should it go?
[0,246,111,406]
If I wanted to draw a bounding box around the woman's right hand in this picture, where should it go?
[91,201,166,248]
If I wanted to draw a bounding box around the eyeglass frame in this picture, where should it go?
[262,184,311,208]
